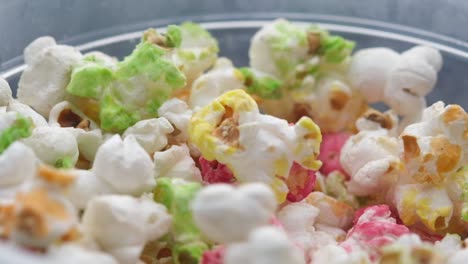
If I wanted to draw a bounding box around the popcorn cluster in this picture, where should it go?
[0,18,466,264]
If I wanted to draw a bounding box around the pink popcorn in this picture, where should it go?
[201,246,225,264]
[199,157,236,184]
[317,132,350,178]
[340,205,410,260]
[286,162,316,202]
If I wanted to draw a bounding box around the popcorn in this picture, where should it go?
[348,48,400,103]
[7,100,48,128]
[18,37,83,117]
[153,177,208,263]
[391,102,468,232]
[317,132,350,177]
[349,45,442,128]
[298,76,367,133]
[157,98,193,144]
[316,171,360,208]
[190,58,245,109]
[1,19,466,263]
[153,144,202,182]
[199,157,235,184]
[0,113,33,154]
[0,241,118,264]
[171,22,219,84]
[66,30,187,134]
[305,192,354,230]
[49,101,103,162]
[340,205,410,260]
[123,117,174,154]
[22,126,79,168]
[249,19,353,81]
[189,89,322,201]
[0,142,37,201]
[393,184,453,231]
[379,233,461,264]
[92,135,154,195]
[286,162,316,202]
[239,67,283,99]
[312,244,371,264]
[0,78,12,107]
[201,246,225,264]
[192,183,276,243]
[81,195,171,264]
[2,187,80,248]
[277,201,339,259]
[340,110,401,196]
[224,226,305,264]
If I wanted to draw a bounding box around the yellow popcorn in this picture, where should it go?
[189,89,322,201]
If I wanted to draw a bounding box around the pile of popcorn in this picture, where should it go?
[0,19,467,264]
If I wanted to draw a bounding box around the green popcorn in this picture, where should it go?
[99,92,141,134]
[309,26,355,64]
[269,20,308,78]
[239,67,283,99]
[166,25,183,48]
[0,115,33,154]
[66,58,114,100]
[153,178,208,264]
[54,156,74,169]
[174,22,219,82]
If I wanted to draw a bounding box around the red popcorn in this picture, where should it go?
[286,162,316,202]
[317,132,350,178]
[340,205,410,260]
[201,246,225,264]
[199,157,236,184]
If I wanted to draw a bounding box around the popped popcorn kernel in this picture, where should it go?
[199,157,235,184]
[317,132,350,177]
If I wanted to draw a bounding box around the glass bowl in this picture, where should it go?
[1,11,468,108]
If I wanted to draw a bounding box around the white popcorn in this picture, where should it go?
[81,195,171,264]
[123,117,174,154]
[49,101,103,161]
[304,76,366,133]
[277,201,343,259]
[0,111,19,131]
[312,244,371,264]
[340,110,401,196]
[224,226,305,264]
[349,47,400,103]
[65,169,112,209]
[153,145,202,182]
[191,183,276,243]
[349,45,442,128]
[7,100,48,127]
[22,126,79,167]
[158,98,192,142]
[23,36,56,65]
[189,58,244,109]
[0,78,12,107]
[448,249,468,264]
[0,241,118,264]
[304,192,354,230]
[18,37,83,117]
[92,135,155,195]
[0,142,37,200]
